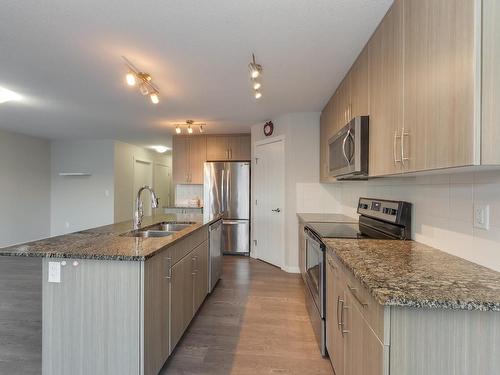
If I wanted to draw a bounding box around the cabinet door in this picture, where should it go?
[320,97,337,183]
[173,136,190,184]
[327,257,345,375]
[349,46,369,118]
[206,136,229,161]
[193,240,209,313]
[404,0,478,171]
[170,254,194,350]
[344,292,384,375]
[482,0,500,165]
[368,0,404,177]
[336,76,351,129]
[143,253,170,375]
[228,135,251,160]
[188,136,206,184]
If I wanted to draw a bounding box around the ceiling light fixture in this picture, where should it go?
[122,56,160,104]
[248,54,262,79]
[151,145,169,153]
[173,120,206,135]
[248,54,263,100]
[0,86,22,104]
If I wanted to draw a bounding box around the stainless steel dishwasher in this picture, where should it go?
[208,219,223,293]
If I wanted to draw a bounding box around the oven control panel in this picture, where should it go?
[357,197,411,225]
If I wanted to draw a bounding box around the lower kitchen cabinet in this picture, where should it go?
[42,227,210,375]
[325,251,500,375]
[193,240,209,313]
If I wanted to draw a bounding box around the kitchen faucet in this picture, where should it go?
[134,186,159,230]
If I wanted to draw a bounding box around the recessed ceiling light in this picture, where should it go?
[0,87,22,104]
[151,145,169,153]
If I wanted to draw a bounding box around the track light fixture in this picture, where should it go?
[248,53,263,99]
[173,120,206,135]
[122,56,160,104]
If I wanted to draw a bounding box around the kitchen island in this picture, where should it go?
[0,213,221,375]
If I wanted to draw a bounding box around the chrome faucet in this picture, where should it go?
[134,186,159,230]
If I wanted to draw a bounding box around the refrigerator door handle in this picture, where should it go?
[225,167,230,215]
[221,169,225,214]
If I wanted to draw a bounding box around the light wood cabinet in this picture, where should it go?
[368,0,404,177]
[481,0,500,165]
[319,96,337,183]
[349,46,370,119]
[404,0,479,172]
[193,240,209,313]
[172,136,206,185]
[143,251,171,375]
[170,251,195,350]
[206,135,251,161]
[326,255,345,375]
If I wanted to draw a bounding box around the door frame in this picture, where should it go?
[251,135,286,270]
[133,157,154,215]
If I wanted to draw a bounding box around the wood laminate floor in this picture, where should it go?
[161,256,333,375]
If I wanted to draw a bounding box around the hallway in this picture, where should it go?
[161,256,333,374]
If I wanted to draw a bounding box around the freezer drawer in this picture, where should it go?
[222,220,249,254]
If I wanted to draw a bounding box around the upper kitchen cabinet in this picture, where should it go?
[368,0,404,177]
[172,136,206,185]
[403,0,480,172]
[349,46,370,119]
[320,95,337,183]
[206,135,251,161]
[482,0,500,165]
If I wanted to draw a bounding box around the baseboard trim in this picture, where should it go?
[282,266,300,274]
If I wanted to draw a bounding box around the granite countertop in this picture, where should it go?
[297,213,357,223]
[0,214,221,261]
[165,205,203,209]
[324,238,500,312]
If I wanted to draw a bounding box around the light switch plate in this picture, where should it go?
[48,261,61,283]
[474,204,490,230]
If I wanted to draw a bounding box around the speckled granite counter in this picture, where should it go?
[0,214,221,261]
[297,213,357,223]
[324,238,500,312]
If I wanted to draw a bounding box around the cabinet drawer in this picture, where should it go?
[328,250,385,342]
[168,226,208,265]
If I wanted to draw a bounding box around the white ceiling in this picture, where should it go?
[0,0,392,146]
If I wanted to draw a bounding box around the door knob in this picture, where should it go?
[272,208,281,213]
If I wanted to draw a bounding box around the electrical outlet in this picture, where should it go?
[48,262,61,283]
[474,204,490,230]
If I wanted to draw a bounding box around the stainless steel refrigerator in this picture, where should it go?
[203,162,250,255]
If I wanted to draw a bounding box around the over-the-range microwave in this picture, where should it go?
[328,116,369,180]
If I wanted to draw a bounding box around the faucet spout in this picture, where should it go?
[133,186,159,230]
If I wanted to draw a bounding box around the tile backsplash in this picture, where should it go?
[175,184,203,206]
[314,170,500,272]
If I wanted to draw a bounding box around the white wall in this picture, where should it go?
[114,141,172,223]
[50,140,115,236]
[0,129,51,246]
[252,112,335,272]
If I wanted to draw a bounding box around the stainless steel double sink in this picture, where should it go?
[124,222,196,238]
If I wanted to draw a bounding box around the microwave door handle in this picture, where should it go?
[347,130,355,163]
[342,130,351,165]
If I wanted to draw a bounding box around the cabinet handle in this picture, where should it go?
[230,148,233,159]
[191,257,196,275]
[393,131,402,164]
[401,129,409,167]
[336,296,341,327]
[341,301,349,337]
[164,257,172,280]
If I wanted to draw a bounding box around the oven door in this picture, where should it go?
[304,228,325,318]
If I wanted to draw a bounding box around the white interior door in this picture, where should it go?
[133,159,153,217]
[254,139,285,268]
[154,163,171,212]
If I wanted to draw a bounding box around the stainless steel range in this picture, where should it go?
[302,198,412,356]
